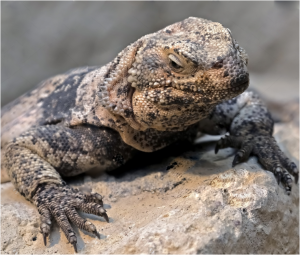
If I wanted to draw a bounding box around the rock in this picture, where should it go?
[1,118,298,254]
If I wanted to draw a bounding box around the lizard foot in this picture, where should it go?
[33,183,108,252]
[215,134,298,194]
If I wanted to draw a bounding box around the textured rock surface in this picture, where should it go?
[1,115,299,254]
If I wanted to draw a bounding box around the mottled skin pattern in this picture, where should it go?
[1,17,298,252]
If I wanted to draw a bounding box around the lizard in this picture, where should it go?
[1,17,298,252]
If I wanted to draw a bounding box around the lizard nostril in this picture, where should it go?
[230,73,249,88]
[240,73,249,84]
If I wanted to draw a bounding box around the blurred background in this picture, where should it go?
[1,1,299,107]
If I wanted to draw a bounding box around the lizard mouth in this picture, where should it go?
[169,81,248,94]
[129,72,249,95]
[168,74,249,94]
[129,79,248,109]
[141,79,249,96]
[137,78,249,108]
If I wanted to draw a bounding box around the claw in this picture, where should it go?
[103,212,109,223]
[72,242,78,253]
[275,167,282,185]
[215,144,219,154]
[42,232,48,246]
[232,154,241,167]
[293,169,298,184]
[215,136,229,154]
[276,175,281,185]
[93,230,101,239]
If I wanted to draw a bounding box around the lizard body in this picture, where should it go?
[1,17,298,252]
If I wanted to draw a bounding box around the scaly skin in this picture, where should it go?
[1,17,298,252]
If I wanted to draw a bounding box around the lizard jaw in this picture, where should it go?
[127,65,248,96]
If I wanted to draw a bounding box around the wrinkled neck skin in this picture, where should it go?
[96,40,146,131]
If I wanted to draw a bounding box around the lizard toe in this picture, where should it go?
[65,207,100,238]
[275,148,299,184]
[85,192,104,206]
[34,183,107,251]
[282,169,293,195]
[52,205,78,252]
[78,202,109,223]
[253,136,296,194]
[274,166,283,185]
[36,205,52,246]
[215,134,297,195]
[232,144,253,167]
[215,134,243,154]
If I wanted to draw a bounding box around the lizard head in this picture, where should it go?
[99,17,249,131]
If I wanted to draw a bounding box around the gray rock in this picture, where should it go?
[1,117,298,254]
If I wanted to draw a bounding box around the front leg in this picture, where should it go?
[199,90,298,194]
[4,125,135,251]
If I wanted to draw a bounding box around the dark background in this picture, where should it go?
[1,1,299,106]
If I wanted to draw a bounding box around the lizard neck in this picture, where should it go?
[97,40,146,131]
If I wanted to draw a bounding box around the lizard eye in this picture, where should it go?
[168,54,183,72]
